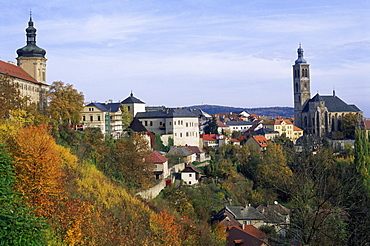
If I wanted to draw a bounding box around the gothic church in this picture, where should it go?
[293,45,362,138]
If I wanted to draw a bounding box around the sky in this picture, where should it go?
[1,0,369,116]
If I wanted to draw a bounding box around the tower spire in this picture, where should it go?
[295,43,307,64]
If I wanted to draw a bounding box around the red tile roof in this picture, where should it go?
[0,60,39,84]
[253,136,268,147]
[147,151,168,164]
[242,225,268,239]
[293,125,303,131]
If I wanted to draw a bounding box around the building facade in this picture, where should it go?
[293,45,362,138]
[135,108,200,146]
[81,93,146,138]
[0,15,48,110]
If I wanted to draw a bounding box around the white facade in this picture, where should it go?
[181,172,198,185]
[136,108,200,147]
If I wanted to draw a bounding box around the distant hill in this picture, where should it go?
[187,105,294,118]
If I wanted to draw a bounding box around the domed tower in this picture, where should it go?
[293,44,311,129]
[16,13,47,84]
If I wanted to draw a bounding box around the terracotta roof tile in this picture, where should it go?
[0,60,39,84]
[147,151,168,163]
[253,136,268,147]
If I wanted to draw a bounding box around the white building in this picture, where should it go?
[135,108,200,146]
[226,121,254,133]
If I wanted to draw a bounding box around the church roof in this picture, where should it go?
[295,44,307,65]
[303,93,362,113]
[17,14,46,58]
[0,60,39,84]
[121,92,145,104]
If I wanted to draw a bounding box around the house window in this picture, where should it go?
[189,173,192,177]
[160,122,162,126]
[243,221,251,225]
[186,132,189,137]
[98,116,101,121]
[150,121,153,126]
[189,181,192,185]
[127,106,130,111]
[180,133,182,137]
[145,121,148,126]
[186,123,188,127]
[83,116,86,121]
[90,116,93,122]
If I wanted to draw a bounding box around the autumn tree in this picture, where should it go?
[150,209,182,246]
[10,124,66,218]
[342,113,359,139]
[0,74,30,119]
[256,142,293,190]
[111,133,153,190]
[284,148,354,245]
[0,145,47,245]
[47,81,84,125]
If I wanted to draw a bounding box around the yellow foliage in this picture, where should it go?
[9,109,35,126]
[75,161,152,214]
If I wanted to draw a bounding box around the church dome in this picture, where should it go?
[16,14,46,58]
[295,44,307,64]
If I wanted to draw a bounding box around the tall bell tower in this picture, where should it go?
[293,44,311,129]
[16,13,47,84]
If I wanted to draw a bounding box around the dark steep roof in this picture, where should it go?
[85,102,121,112]
[303,94,362,113]
[136,108,198,119]
[129,117,148,133]
[121,92,145,104]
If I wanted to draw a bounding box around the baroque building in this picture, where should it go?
[0,14,48,110]
[293,45,362,138]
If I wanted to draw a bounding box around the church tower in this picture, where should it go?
[16,13,47,84]
[293,44,311,129]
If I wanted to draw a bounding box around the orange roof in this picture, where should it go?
[264,118,293,126]
[242,225,268,239]
[0,60,39,84]
[253,135,268,147]
[147,151,168,164]
[293,125,303,131]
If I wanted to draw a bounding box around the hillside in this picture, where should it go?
[187,104,294,118]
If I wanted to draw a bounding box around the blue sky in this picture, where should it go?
[1,0,369,116]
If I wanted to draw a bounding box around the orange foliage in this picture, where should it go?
[11,124,66,218]
[150,209,182,246]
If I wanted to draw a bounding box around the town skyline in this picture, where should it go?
[1,0,369,116]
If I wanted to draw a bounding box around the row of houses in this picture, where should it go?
[80,93,303,149]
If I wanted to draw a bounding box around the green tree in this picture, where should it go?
[354,128,370,194]
[47,81,84,125]
[0,145,47,245]
[204,117,218,134]
[120,105,133,130]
